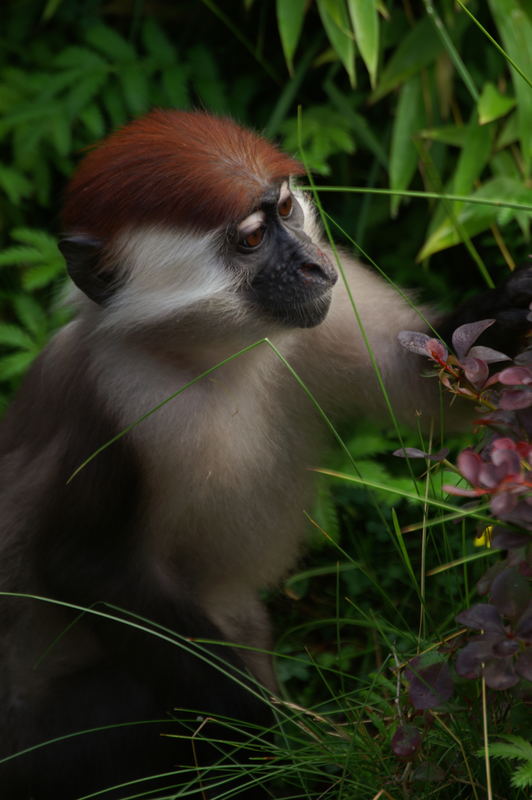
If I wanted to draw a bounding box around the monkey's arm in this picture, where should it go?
[296,254,532,426]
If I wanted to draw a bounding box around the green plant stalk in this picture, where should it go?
[422,0,479,101]
[299,186,532,213]
[298,133,421,491]
[456,0,532,90]
[415,135,494,287]
[199,0,280,83]
[481,676,493,800]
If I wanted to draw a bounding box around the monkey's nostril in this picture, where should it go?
[298,262,334,287]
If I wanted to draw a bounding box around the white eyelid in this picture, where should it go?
[279,181,291,204]
[238,211,265,236]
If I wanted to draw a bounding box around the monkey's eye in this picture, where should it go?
[239,226,265,249]
[278,195,293,218]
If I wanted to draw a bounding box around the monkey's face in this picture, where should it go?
[231,183,338,329]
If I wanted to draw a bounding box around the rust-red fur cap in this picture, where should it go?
[62,109,304,238]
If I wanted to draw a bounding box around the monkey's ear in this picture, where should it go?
[59,235,115,305]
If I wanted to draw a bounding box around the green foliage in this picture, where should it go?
[482,736,532,788]
[1,2,532,796]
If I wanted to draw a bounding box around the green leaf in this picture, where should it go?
[12,295,48,339]
[0,324,35,350]
[12,227,59,251]
[49,114,71,157]
[142,18,176,64]
[417,176,527,259]
[371,16,442,102]
[389,74,424,216]
[0,350,37,381]
[488,0,532,176]
[347,0,379,87]
[0,246,45,267]
[188,45,228,113]
[311,484,340,543]
[487,737,532,761]
[119,65,149,116]
[161,64,189,108]
[54,46,107,71]
[478,81,516,124]
[281,106,355,175]
[42,0,64,19]
[102,82,127,129]
[276,0,307,74]
[65,71,109,118]
[451,119,493,212]
[316,0,356,87]
[497,111,519,149]
[512,761,532,789]
[85,25,136,62]
[0,165,32,204]
[325,83,387,167]
[420,125,470,147]
[79,103,106,139]
[23,263,66,291]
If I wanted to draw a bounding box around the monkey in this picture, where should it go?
[0,109,530,800]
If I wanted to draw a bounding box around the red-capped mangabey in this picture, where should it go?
[1,110,531,800]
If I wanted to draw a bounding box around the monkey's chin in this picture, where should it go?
[269,290,333,329]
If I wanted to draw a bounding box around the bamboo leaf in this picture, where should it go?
[347,0,379,87]
[488,0,532,176]
[371,16,442,102]
[478,81,516,124]
[389,74,424,216]
[451,119,493,212]
[316,0,356,87]
[276,0,307,74]
[418,176,530,259]
[420,125,470,147]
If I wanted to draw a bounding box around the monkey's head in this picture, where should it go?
[59,110,337,332]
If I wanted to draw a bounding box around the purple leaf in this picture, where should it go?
[457,449,482,484]
[462,357,489,389]
[456,604,505,633]
[452,319,495,359]
[492,638,519,656]
[491,528,531,549]
[393,447,449,461]
[498,366,532,385]
[398,331,433,356]
[490,568,531,619]
[501,501,532,529]
[398,331,448,361]
[515,649,532,680]
[499,388,532,410]
[515,604,532,642]
[455,639,495,678]
[483,657,519,690]
[477,562,508,595]
[490,492,518,518]
[391,725,422,760]
[406,655,453,709]
[467,346,510,364]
